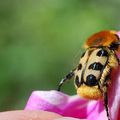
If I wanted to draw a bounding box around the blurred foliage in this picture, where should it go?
[0,0,120,111]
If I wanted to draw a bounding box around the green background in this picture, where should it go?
[0,0,120,111]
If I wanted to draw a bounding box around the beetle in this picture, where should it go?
[57,30,120,120]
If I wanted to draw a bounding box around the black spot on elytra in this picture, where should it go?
[78,64,82,70]
[75,75,81,87]
[86,74,98,86]
[88,62,103,71]
[97,49,108,57]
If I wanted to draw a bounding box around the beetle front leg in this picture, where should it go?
[103,86,110,120]
[57,70,75,91]
[98,79,110,120]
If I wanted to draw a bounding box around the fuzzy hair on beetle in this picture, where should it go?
[57,30,120,120]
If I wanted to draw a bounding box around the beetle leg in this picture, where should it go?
[103,87,110,120]
[114,52,120,65]
[98,77,110,120]
[115,55,120,65]
[57,70,75,91]
[117,58,120,65]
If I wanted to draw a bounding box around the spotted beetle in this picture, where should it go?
[57,30,120,120]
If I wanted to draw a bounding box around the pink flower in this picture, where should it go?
[25,68,120,120]
[25,32,120,120]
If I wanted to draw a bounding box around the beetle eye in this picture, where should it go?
[85,74,98,86]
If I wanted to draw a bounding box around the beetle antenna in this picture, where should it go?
[57,70,75,91]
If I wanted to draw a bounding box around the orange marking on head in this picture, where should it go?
[84,30,119,48]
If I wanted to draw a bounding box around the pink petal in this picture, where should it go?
[25,90,88,119]
[25,91,69,114]
[117,31,120,38]
[25,68,120,120]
